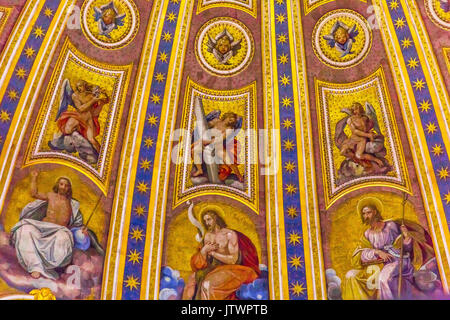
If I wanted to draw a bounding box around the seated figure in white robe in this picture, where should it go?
[10,171,103,280]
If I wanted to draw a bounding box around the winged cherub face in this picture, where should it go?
[351,103,364,116]
[216,36,232,55]
[102,8,117,25]
[333,26,350,45]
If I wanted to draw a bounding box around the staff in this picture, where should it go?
[397,192,408,298]
[85,196,102,228]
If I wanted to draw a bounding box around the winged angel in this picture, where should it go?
[323,21,359,58]
[335,102,392,181]
[48,79,109,164]
[94,1,126,38]
[206,28,242,65]
[190,97,244,189]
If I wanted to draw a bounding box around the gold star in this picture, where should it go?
[166,11,177,22]
[282,96,292,108]
[283,139,295,151]
[134,205,146,216]
[140,158,152,171]
[289,255,303,270]
[163,31,172,42]
[277,33,287,44]
[125,275,140,291]
[131,227,144,242]
[284,161,296,173]
[413,79,425,91]
[137,181,149,193]
[33,26,45,38]
[24,46,36,58]
[147,114,159,126]
[127,249,142,265]
[426,122,437,134]
[401,37,412,49]
[390,0,399,10]
[171,0,180,3]
[407,57,419,70]
[159,51,168,63]
[282,118,293,129]
[394,17,406,29]
[285,184,297,195]
[44,7,53,18]
[278,53,289,65]
[444,192,450,205]
[432,144,444,157]
[155,72,165,83]
[290,281,306,296]
[0,110,10,122]
[144,137,154,148]
[15,67,27,80]
[151,93,161,104]
[280,74,291,86]
[7,90,19,101]
[419,100,431,113]
[438,167,449,180]
[288,231,301,245]
[276,14,286,24]
[287,206,298,219]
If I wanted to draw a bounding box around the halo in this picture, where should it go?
[357,196,384,216]
[55,176,73,187]
[197,204,226,221]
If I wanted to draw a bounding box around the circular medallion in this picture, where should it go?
[81,0,139,50]
[425,0,450,31]
[312,9,372,69]
[195,17,254,77]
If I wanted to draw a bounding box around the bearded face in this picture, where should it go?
[203,214,216,232]
[362,206,378,225]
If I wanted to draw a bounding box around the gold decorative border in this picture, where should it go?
[444,47,450,73]
[315,66,412,209]
[23,38,132,195]
[80,0,140,50]
[0,6,12,36]
[373,0,450,292]
[303,0,366,16]
[424,0,450,31]
[173,78,259,213]
[197,0,257,18]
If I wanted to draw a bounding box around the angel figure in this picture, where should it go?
[440,0,450,12]
[190,97,244,188]
[335,102,392,181]
[206,28,242,65]
[323,21,359,58]
[48,79,109,164]
[94,1,126,38]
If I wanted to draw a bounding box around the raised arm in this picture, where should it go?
[30,171,48,200]
[72,93,101,113]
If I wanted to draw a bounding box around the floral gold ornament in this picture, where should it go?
[195,17,254,77]
[312,9,372,69]
[81,0,139,50]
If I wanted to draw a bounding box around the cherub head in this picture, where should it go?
[221,112,238,128]
[333,26,350,45]
[102,8,117,25]
[216,35,232,55]
[75,80,89,93]
[351,102,364,116]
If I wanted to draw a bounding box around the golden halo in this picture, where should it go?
[357,196,384,216]
[197,204,226,221]
[55,176,73,187]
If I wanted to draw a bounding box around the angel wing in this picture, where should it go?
[192,96,209,143]
[56,79,74,119]
[323,35,336,48]
[115,13,126,27]
[365,102,381,135]
[348,24,359,39]
[206,34,217,53]
[187,201,204,243]
[334,109,352,148]
[231,38,242,55]
[93,7,102,21]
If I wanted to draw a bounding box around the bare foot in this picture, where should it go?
[30,272,41,279]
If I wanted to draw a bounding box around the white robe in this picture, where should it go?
[10,199,82,280]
